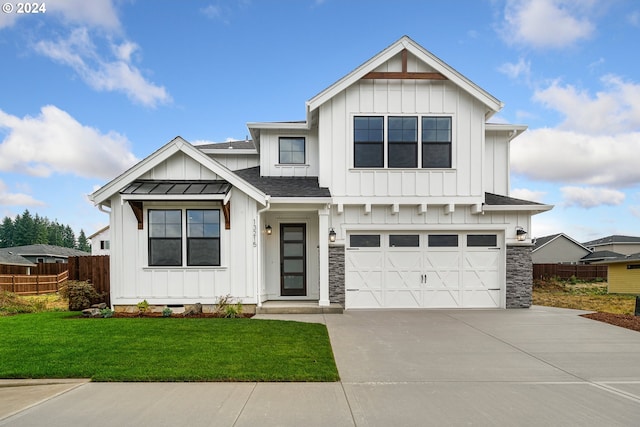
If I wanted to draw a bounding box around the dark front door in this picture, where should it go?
[280,224,307,296]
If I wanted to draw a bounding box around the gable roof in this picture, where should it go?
[233,167,331,199]
[532,233,590,254]
[582,235,640,246]
[306,36,503,117]
[0,249,35,267]
[88,226,109,240]
[90,137,267,207]
[2,244,89,258]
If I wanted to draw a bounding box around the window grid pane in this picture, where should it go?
[354,116,384,167]
[279,137,305,164]
[388,116,418,168]
[422,116,452,168]
[187,209,220,266]
[350,235,381,247]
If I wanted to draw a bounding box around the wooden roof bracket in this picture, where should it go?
[129,201,144,230]
[361,49,447,80]
[223,201,231,230]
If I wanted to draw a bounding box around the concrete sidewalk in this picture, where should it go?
[3,306,640,426]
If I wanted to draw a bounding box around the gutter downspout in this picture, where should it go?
[97,203,111,214]
[255,196,271,308]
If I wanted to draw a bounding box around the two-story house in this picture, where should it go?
[90,36,552,313]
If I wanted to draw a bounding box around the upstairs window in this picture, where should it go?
[279,137,305,164]
[353,115,453,169]
[388,116,418,168]
[422,117,452,168]
[354,116,384,167]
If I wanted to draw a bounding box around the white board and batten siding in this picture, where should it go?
[109,151,259,306]
[259,129,319,177]
[317,52,487,202]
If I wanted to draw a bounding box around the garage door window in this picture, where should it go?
[467,234,497,247]
[350,235,381,247]
[389,234,419,247]
[428,234,458,247]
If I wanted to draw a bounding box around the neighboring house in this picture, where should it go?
[531,233,591,264]
[0,249,35,274]
[89,226,111,255]
[90,36,552,312]
[1,244,90,264]
[580,250,624,265]
[583,235,640,257]
[595,253,640,294]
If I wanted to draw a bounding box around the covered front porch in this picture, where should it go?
[257,204,333,309]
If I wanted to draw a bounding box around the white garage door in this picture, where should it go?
[345,232,503,309]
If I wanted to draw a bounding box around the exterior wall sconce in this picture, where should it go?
[265,225,272,235]
[516,226,527,242]
[329,228,336,243]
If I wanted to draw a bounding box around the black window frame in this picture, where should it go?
[388,116,418,168]
[278,137,306,165]
[428,234,459,247]
[467,234,498,247]
[354,116,384,168]
[148,208,221,267]
[148,209,183,266]
[389,234,420,247]
[186,209,221,266]
[422,116,452,168]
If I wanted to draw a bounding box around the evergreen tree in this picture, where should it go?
[33,214,49,244]
[48,221,64,246]
[77,229,91,252]
[0,216,14,248]
[62,225,76,248]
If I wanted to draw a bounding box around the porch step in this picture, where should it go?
[255,302,343,315]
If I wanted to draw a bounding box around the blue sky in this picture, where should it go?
[1,0,639,243]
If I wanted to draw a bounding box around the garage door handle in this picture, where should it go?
[421,274,427,283]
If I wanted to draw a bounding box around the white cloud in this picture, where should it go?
[502,0,595,49]
[0,105,138,180]
[512,128,640,187]
[560,186,625,208]
[511,188,547,203]
[534,75,640,134]
[201,5,222,19]
[0,180,45,206]
[498,58,531,81]
[35,28,171,108]
[0,0,120,30]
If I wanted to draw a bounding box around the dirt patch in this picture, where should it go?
[581,312,640,332]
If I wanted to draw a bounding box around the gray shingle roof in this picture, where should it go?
[484,192,544,206]
[595,252,640,264]
[3,244,89,257]
[532,234,562,249]
[581,250,624,261]
[234,167,331,198]
[195,140,256,150]
[0,249,35,266]
[582,235,640,246]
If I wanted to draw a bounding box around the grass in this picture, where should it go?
[0,311,339,382]
[533,279,636,314]
[0,291,67,316]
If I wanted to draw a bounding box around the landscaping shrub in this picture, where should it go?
[59,281,104,311]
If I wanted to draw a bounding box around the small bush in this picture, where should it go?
[224,302,243,318]
[100,308,114,318]
[162,307,173,317]
[59,281,104,311]
[137,299,149,314]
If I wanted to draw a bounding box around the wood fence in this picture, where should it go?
[0,271,69,295]
[68,256,110,306]
[533,263,608,281]
[0,262,70,275]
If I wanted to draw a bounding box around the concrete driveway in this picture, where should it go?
[3,306,640,426]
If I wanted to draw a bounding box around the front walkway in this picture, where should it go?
[3,306,640,426]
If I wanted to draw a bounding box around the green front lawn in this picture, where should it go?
[0,312,339,382]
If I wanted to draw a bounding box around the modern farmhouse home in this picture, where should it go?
[90,36,551,312]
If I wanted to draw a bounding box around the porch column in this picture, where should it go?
[318,207,330,307]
